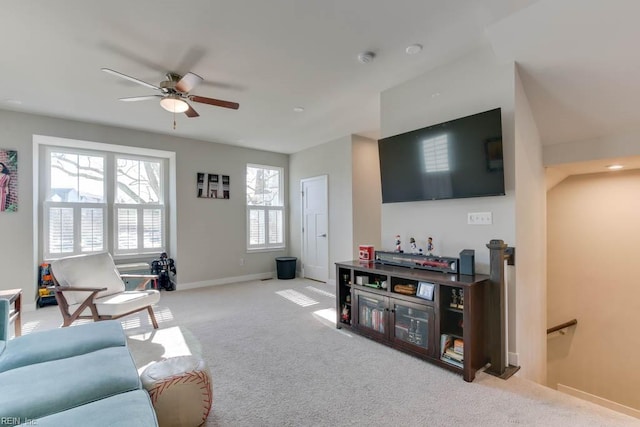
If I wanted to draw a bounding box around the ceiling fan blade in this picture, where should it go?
[119,95,163,102]
[184,103,200,118]
[101,68,162,91]
[175,72,203,93]
[189,95,239,110]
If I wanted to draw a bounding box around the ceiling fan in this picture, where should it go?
[101,68,239,120]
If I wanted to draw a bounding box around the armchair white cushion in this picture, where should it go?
[50,252,160,329]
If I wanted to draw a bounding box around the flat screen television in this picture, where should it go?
[378,108,504,203]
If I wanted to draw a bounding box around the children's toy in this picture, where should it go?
[394,235,402,253]
[427,237,435,255]
[38,263,57,307]
[359,245,374,261]
[374,250,459,274]
[409,237,418,254]
[341,304,350,323]
[151,252,177,291]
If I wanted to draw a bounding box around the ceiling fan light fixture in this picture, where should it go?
[160,95,189,113]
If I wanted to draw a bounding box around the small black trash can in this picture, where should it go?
[275,257,297,279]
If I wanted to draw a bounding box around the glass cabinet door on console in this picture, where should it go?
[391,300,435,357]
[353,291,387,338]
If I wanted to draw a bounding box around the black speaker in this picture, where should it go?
[459,249,475,276]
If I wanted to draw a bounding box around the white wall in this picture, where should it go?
[379,47,516,273]
[514,67,547,382]
[0,109,288,304]
[547,170,640,410]
[289,136,353,280]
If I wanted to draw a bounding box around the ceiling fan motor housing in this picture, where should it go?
[160,80,178,93]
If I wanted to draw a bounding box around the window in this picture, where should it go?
[43,147,165,259]
[246,164,284,250]
[114,157,164,255]
[45,151,106,257]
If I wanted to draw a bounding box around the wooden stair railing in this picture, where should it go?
[547,319,577,335]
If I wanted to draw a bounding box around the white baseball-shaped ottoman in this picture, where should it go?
[141,356,213,427]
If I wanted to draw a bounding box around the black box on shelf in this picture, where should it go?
[459,249,475,276]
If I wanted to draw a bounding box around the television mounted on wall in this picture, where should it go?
[378,108,504,203]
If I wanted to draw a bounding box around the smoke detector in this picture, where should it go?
[357,51,375,64]
[405,44,423,55]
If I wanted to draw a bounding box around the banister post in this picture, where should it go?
[486,239,507,377]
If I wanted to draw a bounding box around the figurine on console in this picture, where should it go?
[427,237,435,256]
[409,237,419,254]
[394,235,403,253]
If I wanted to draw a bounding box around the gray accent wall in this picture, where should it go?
[288,135,383,282]
[0,109,288,302]
[289,136,354,282]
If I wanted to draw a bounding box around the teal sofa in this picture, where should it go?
[0,299,157,426]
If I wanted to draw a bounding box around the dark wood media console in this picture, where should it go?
[336,260,489,382]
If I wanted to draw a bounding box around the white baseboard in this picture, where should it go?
[508,352,519,367]
[558,384,640,419]
[177,271,275,291]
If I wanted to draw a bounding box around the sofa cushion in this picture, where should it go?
[17,390,158,427]
[0,346,141,425]
[50,252,125,304]
[0,320,126,373]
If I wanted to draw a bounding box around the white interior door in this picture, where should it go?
[301,175,328,282]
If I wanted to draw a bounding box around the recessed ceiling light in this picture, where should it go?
[607,164,624,170]
[293,107,305,113]
[405,44,423,55]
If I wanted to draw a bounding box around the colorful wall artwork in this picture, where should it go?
[0,149,17,212]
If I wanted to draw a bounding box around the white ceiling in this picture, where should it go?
[2,0,639,158]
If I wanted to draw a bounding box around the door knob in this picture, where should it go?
[318,233,327,237]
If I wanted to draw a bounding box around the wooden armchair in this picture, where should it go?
[50,252,160,329]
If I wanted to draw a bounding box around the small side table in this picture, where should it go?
[0,288,22,337]
[120,274,159,290]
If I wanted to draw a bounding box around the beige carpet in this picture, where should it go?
[22,279,640,426]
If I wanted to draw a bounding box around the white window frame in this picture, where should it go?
[42,146,167,260]
[246,164,285,251]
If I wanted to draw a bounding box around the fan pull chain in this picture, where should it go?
[173,110,177,130]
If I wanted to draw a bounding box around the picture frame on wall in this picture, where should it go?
[197,172,230,199]
[0,149,17,212]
